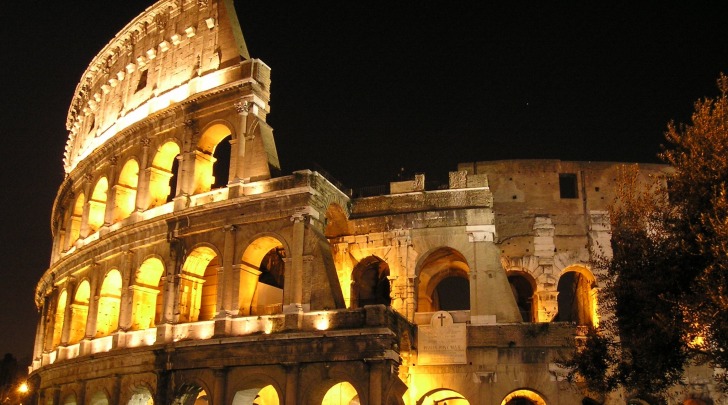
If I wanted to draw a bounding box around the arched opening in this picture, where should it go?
[508,272,536,322]
[240,236,287,315]
[131,257,165,330]
[174,384,209,405]
[351,257,390,308]
[68,193,85,247]
[417,248,470,312]
[88,177,108,233]
[63,394,77,405]
[89,391,109,405]
[211,135,231,189]
[69,280,91,344]
[113,159,139,222]
[555,266,597,326]
[127,387,154,405]
[232,385,280,405]
[96,270,122,337]
[417,388,470,405]
[432,275,470,311]
[500,389,547,405]
[179,246,219,322]
[52,290,68,348]
[322,382,360,405]
[149,141,181,207]
[193,124,233,194]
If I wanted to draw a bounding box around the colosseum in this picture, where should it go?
[27,1,723,404]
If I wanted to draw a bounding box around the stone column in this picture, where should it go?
[84,265,101,340]
[232,100,249,183]
[118,251,134,330]
[135,137,152,212]
[282,363,299,405]
[219,225,236,315]
[283,213,305,313]
[212,368,227,405]
[466,225,521,324]
[174,120,199,210]
[79,174,94,239]
[103,156,119,227]
[61,280,76,345]
[367,359,385,405]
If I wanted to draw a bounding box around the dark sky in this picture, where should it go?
[1,2,727,361]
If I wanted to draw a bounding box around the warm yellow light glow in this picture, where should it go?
[591,288,600,328]
[149,141,181,208]
[321,382,359,405]
[113,159,139,222]
[52,290,68,348]
[131,257,165,330]
[500,389,547,405]
[88,177,108,233]
[263,317,273,334]
[18,382,28,393]
[96,270,122,337]
[179,247,218,322]
[69,280,91,344]
[315,314,330,331]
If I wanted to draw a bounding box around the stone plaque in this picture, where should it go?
[417,311,467,365]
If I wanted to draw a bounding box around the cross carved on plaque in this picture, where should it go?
[438,313,447,326]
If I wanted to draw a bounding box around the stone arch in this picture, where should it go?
[416,247,470,312]
[321,382,360,405]
[228,372,283,405]
[507,270,537,323]
[232,384,281,405]
[52,289,69,348]
[500,389,547,405]
[173,382,211,405]
[555,265,598,326]
[179,245,220,322]
[113,158,139,222]
[69,280,91,344]
[131,256,166,330]
[324,203,350,238]
[417,388,470,405]
[305,378,366,405]
[193,122,235,194]
[88,177,109,233]
[351,256,390,308]
[149,140,181,207]
[96,269,122,337]
[127,385,154,405]
[239,235,289,316]
[62,393,78,405]
[68,192,85,247]
[89,390,109,405]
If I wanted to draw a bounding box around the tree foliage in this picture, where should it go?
[563,74,728,400]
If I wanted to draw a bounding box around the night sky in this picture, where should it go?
[1,2,727,362]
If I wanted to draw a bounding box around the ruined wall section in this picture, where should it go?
[64,0,250,174]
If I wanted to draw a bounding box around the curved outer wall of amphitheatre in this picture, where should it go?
[29,1,722,404]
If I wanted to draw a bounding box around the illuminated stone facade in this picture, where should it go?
[29,1,723,404]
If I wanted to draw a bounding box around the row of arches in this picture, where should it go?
[47,244,598,351]
[53,381,361,405]
[60,123,236,253]
[405,246,597,325]
[55,383,572,405]
[46,235,287,349]
[507,267,597,325]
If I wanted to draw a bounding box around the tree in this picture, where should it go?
[563,74,728,401]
